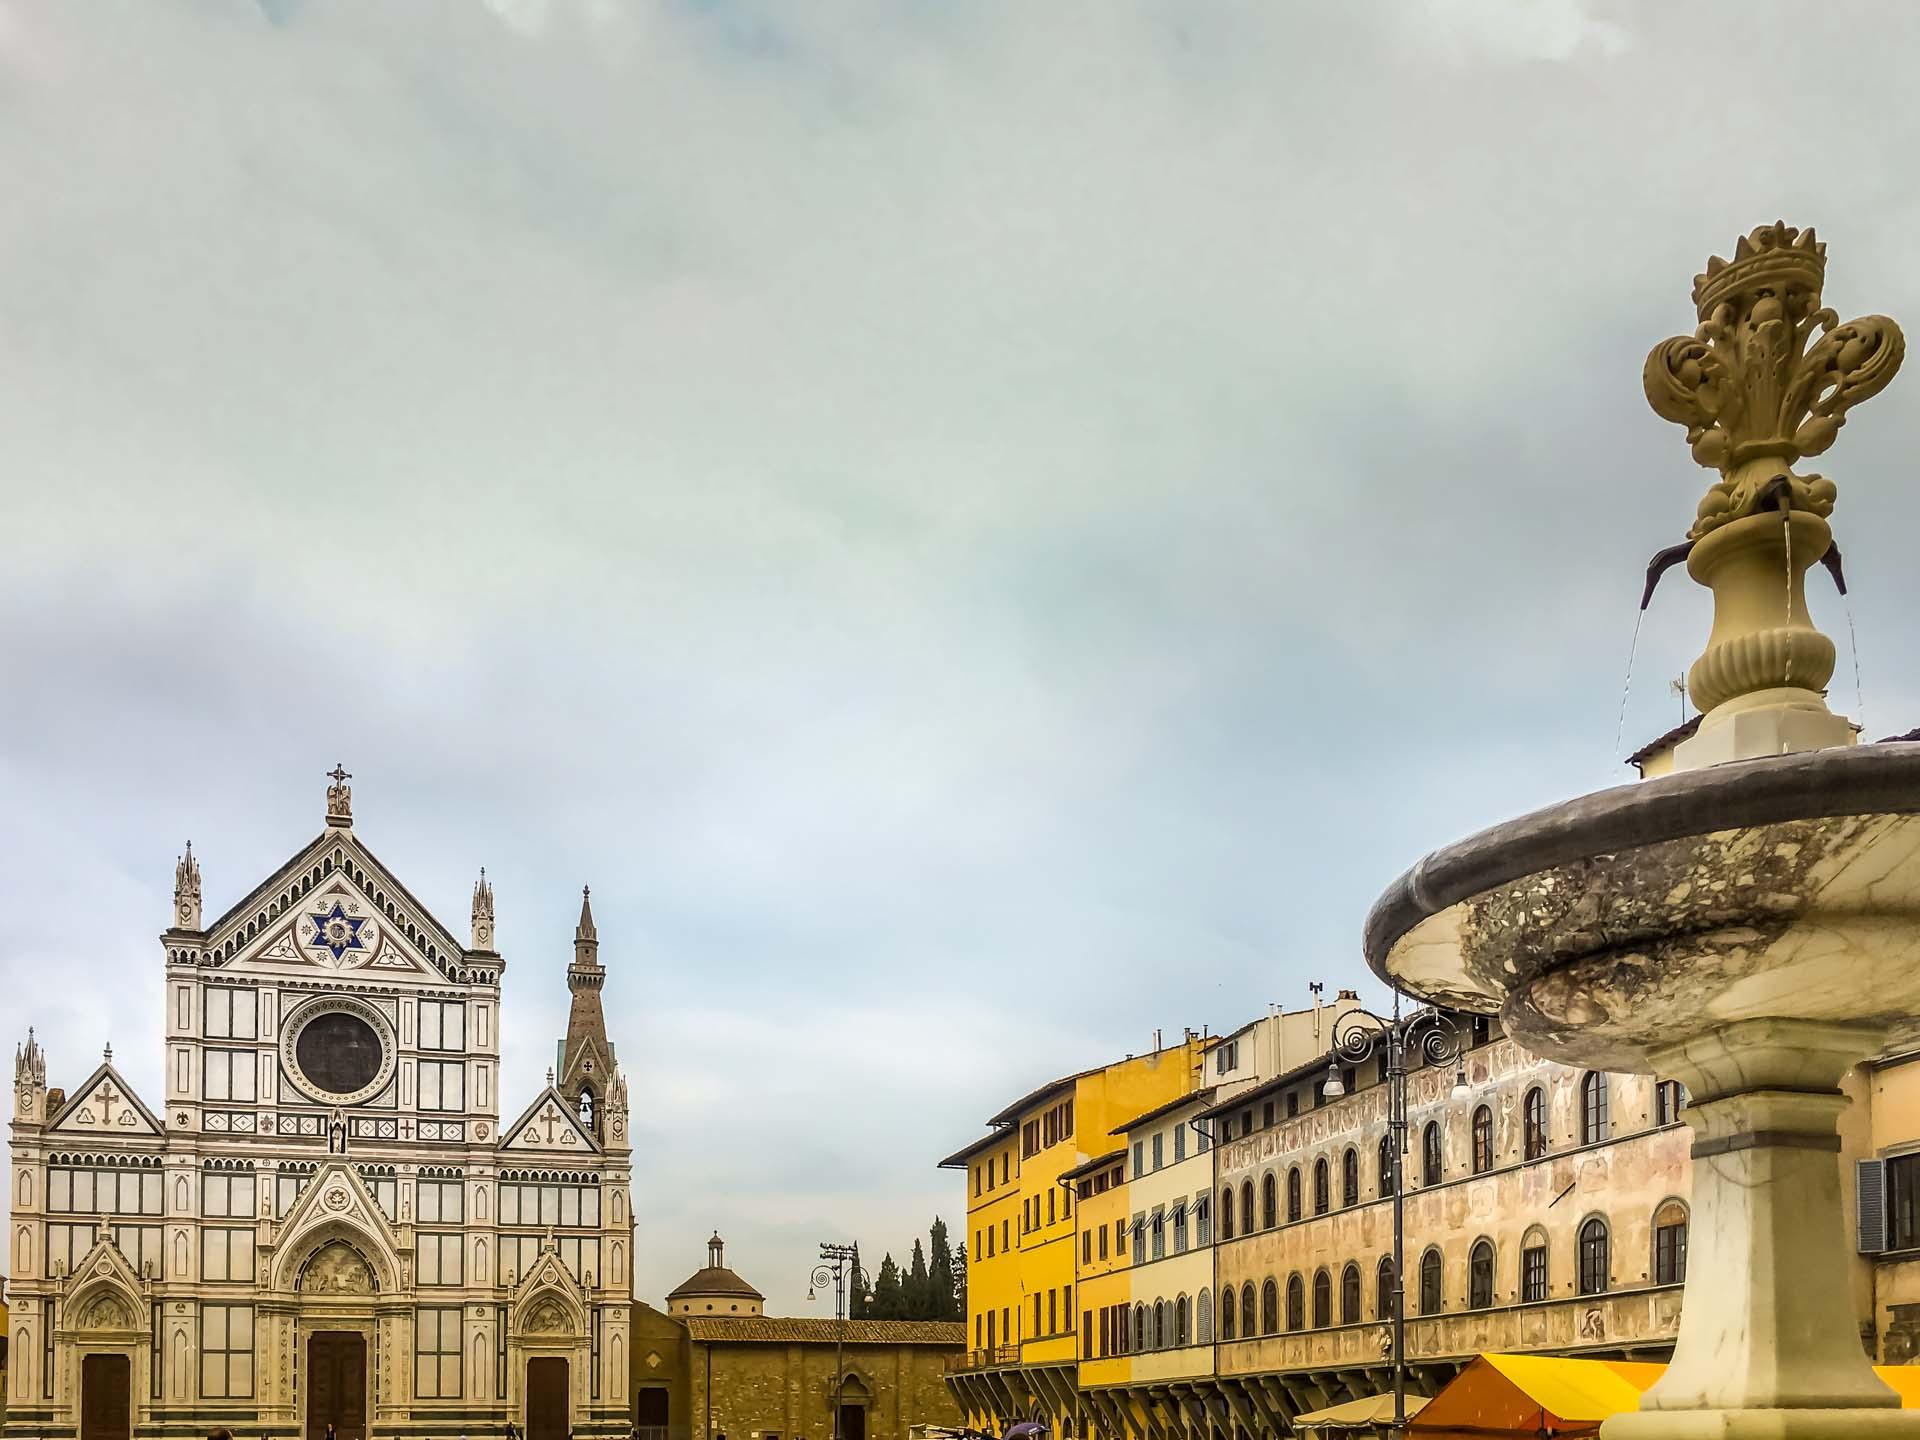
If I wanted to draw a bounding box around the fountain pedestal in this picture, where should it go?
[1606,1019,1897,1440]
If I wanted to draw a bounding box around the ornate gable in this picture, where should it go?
[511,1242,588,1337]
[199,830,471,984]
[63,1233,149,1332]
[270,1161,405,1292]
[48,1060,163,1138]
[501,1087,599,1155]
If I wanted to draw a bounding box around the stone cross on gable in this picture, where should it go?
[537,1103,564,1143]
[96,1081,122,1127]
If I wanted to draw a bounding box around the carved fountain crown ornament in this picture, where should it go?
[1645,221,1904,540]
[1640,223,1903,767]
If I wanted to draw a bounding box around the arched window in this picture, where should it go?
[1197,1288,1214,1344]
[1287,1166,1302,1222]
[1342,1147,1360,1207]
[1220,1285,1237,1340]
[1581,1073,1609,1146]
[1376,1255,1396,1320]
[1520,1227,1549,1303]
[1419,1248,1443,1315]
[1153,1299,1166,1349]
[1280,1275,1299,1332]
[1578,1217,1610,1294]
[1523,1087,1548,1161]
[1653,1200,1688,1285]
[1175,1294,1190,1347]
[1241,1181,1255,1234]
[1264,1278,1281,1335]
[1378,1134,1396,1195]
[1261,1172,1277,1229]
[1313,1158,1330,1215]
[1312,1269,1332,1328]
[1656,1080,1689,1127]
[1220,1186,1235,1240]
[1134,1304,1146,1351]
[1340,1262,1361,1324]
[1469,1240,1495,1309]
[1422,1121,1442,1185]
[578,1087,595,1128]
[1471,1106,1494,1174]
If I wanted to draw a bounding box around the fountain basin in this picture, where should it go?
[1364,743,1920,1071]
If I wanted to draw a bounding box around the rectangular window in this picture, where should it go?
[419,1060,466,1111]
[1174,1125,1186,1163]
[1152,1133,1164,1171]
[1655,1221,1688,1284]
[1132,1141,1144,1179]
[1196,1194,1212,1245]
[1033,1294,1042,1336]
[974,1166,982,1197]
[1287,1092,1299,1118]
[205,988,258,1040]
[1097,1226,1108,1261]
[201,1304,254,1399]
[1083,1310,1092,1357]
[497,1305,509,1400]
[1047,1290,1057,1335]
[419,1233,465,1285]
[201,1227,256,1283]
[1114,1219,1125,1257]
[203,1048,257,1102]
[1890,1154,1920,1250]
[1522,1244,1548,1302]
[557,1236,603,1284]
[418,1178,465,1224]
[415,1307,463,1399]
[1131,1216,1146,1266]
[1001,1219,1008,1252]
[1151,1210,1165,1261]
[419,1000,468,1052]
[202,1170,258,1219]
[1173,1206,1188,1254]
[50,1167,163,1216]
[1262,1100,1275,1128]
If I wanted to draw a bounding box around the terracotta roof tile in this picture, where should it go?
[682,1317,966,1345]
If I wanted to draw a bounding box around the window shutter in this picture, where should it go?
[1858,1158,1889,1254]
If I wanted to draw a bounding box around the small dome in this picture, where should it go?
[667,1232,764,1316]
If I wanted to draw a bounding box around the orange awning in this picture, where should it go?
[1412,1355,1919,1440]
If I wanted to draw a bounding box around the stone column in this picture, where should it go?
[1603,1018,1912,1440]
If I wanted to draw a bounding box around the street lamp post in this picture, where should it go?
[1319,997,1470,1437]
[811,1243,872,1440]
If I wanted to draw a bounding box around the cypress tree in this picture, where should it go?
[906,1239,932,1319]
[929,1218,957,1321]
[871,1253,905,1319]
[849,1243,870,1319]
[953,1241,967,1320]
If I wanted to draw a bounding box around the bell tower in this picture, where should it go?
[555,886,616,1141]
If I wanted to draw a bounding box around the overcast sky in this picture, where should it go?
[5,0,1920,1315]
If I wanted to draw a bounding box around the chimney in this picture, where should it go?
[1338,988,1358,1001]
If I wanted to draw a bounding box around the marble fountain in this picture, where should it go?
[1367,223,1919,1440]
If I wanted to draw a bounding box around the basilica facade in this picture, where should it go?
[6,771,633,1440]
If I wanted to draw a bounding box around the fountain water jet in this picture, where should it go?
[1368,223,1916,1440]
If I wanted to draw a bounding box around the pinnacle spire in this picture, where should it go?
[576,886,596,945]
[173,840,203,930]
[471,867,496,951]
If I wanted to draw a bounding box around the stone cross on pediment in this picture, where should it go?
[538,1104,564,1143]
[96,1082,122,1127]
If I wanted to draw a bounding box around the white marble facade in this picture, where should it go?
[6,773,633,1440]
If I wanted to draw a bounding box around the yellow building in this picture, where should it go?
[1065,1148,1130,1394]
[940,1037,1207,1433]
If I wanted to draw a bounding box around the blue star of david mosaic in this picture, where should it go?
[306,900,368,961]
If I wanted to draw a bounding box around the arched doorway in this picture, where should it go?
[80,1353,131,1440]
[527,1356,570,1440]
